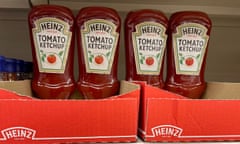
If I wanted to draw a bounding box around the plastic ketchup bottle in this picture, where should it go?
[125,9,168,88]
[76,7,121,99]
[165,11,212,99]
[28,5,75,99]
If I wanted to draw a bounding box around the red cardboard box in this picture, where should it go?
[0,80,140,143]
[138,82,240,142]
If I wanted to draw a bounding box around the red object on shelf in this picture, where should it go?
[0,81,140,143]
[165,11,212,99]
[138,82,240,142]
[28,5,76,99]
[125,9,168,88]
[76,7,121,99]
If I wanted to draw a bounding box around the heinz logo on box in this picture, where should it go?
[0,127,36,140]
[151,125,183,138]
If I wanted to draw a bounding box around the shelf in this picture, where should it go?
[50,0,240,16]
[0,0,48,9]
[1,0,240,17]
[0,0,29,9]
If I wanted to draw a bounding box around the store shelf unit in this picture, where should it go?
[0,0,240,143]
[2,0,240,16]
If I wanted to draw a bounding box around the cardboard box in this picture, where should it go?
[0,80,140,143]
[138,82,240,142]
[0,80,33,97]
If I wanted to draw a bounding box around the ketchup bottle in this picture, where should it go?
[165,11,212,99]
[125,9,168,88]
[76,7,121,99]
[28,5,75,99]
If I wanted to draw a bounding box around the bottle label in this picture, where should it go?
[173,23,209,75]
[32,17,72,73]
[81,19,119,74]
[132,22,167,75]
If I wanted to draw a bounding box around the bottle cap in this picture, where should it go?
[24,61,33,73]
[16,59,24,72]
[5,58,17,73]
[0,56,6,72]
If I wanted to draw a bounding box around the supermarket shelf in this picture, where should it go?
[1,0,240,17]
[49,0,240,16]
[0,0,48,9]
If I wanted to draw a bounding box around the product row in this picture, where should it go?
[27,5,212,100]
[0,55,32,81]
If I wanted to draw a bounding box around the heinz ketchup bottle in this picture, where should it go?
[28,5,75,99]
[76,7,121,99]
[125,9,168,88]
[165,11,212,99]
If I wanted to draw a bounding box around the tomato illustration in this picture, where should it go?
[146,57,154,66]
[185,57,194,66]
[94,55,104,64]
[47,54,56,64]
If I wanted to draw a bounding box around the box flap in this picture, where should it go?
[203,82,240,99]
[139,82,240,142]
[143,84,187,99]
[144,98,240,142]
[119,81,140,95]
[0,98,139,143]
[0,81,140,143]
[0,88,33,100]
[0,80,32,97]
[0,80,140,100]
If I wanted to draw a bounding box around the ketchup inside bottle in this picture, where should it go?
[125,9,168,88]
[76,7,121,99]
[165,11,212,99]
[28,5,75,99]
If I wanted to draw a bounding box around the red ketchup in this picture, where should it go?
[28,5,75,99]
[76,7,121,99]
[165,11,212,99]
[125,9,168,88]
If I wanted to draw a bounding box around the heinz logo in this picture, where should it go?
[151,125,183,137]
[1,127,36,140]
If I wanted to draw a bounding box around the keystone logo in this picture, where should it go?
[151,125,183,138]
[1,127,36,140]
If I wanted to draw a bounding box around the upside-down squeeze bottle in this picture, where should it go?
[125,9,168,88]
[165,11,212,99]
[28,5,75,99]
[76,7,121,99]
